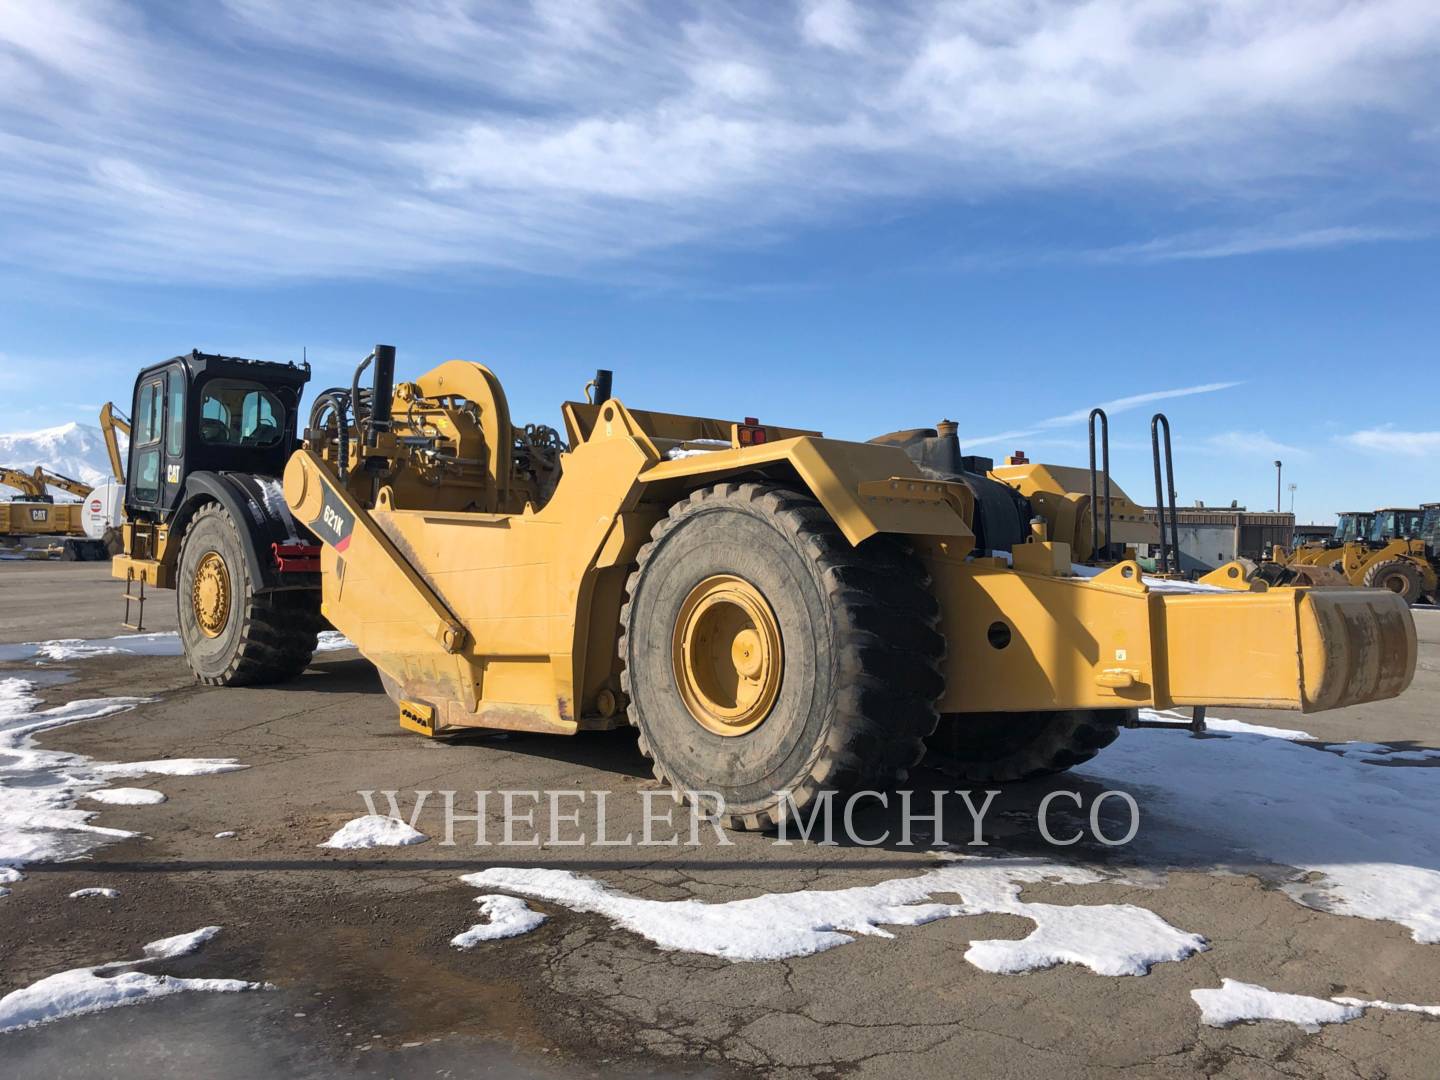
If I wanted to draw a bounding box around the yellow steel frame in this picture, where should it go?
[281,370,1416,737]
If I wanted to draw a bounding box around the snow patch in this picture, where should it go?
[0,632,183,663]
[1192,979,1361,1032]
[84,787,167,806]
[91,759,247,779]
[143,926,222,959]
[68,888,119,899]
[1202,716,1315,740]
[0,926,259,1033]
[0,677,245,878]
[1323,742,1440,763]
[1066,562,1231,593]
[1333,996,1440,1017]
[1078,720,1440,942]
[461,856,1206,971]
[0,629,353,664]
[1193,980,1440,1032]
[0,867,21,884]
[1142,708,1315,740]
[320,815,428,849]
[451,895,547,947]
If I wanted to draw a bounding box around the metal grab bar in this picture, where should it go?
[1151,412,1181,575]
[1088,408,1112,560]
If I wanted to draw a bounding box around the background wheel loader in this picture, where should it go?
[1267,508,1437,604]
[111,346,1418,830]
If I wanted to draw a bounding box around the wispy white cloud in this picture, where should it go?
[968,380,1244,448]
[1339,427,1440,457]
[1086,225,1429,264]
[1,1,1438,283]
[1201,430,1311,459]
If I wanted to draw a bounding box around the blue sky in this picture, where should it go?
[2,0,1438,522]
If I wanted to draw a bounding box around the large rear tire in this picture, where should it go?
[1362,559,1425,604]
[925,709,1130,783]
[620,482,944,831]
[177,502,320,686]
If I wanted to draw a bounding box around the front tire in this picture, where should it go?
[620,482,944,831]
[1362,559,1425,604]
[177,502,320,685]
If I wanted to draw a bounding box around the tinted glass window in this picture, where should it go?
[166,372,185,456]
[133,449,161,503]
[199,380,285,447]
[135,380,162,445]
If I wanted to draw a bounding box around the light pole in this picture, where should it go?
[1288,483,1297,514]
[1274,460,1282,513]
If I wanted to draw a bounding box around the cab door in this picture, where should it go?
[126,364,187,515]
[126,373,166,513]
[160,368,186,509]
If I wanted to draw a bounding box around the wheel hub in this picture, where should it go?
[192,550,232,638]
[672,575,782,736]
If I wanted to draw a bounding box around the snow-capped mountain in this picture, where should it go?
[0,422,124,501]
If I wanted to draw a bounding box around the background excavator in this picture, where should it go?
[107,345,1416,829]
[1,464,84,546]
[0,464,115,559]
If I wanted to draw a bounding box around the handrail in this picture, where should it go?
[1087,407,1112,560]
[1150,413,1180,574]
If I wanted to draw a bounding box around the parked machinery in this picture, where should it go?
[0,465,87,540]
[110,346,1417,828]
[1269,507,1436,604]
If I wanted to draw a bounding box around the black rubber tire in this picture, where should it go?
[1362,558,1425,604]
[924,709,1130,783]
[619,481,945,831]
[176,502,321,686]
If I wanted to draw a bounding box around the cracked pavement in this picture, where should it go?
[2,563,1438,1078]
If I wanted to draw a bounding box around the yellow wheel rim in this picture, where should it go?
[672,574,782,737]
[192,550,231,638]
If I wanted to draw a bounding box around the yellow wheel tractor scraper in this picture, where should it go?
[111,347,1417,829]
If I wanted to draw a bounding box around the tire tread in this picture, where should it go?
[619,481,945,830]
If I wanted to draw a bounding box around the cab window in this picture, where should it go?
[166,372,185,456]
[132,378,164,503]
[1423,508,1439,547]
[135,380,162,446]
[199,380,285,447]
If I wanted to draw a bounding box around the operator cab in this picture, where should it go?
[1422,504,1440,556]
[1367,508,1424,544]
[1333,511,1373,545]
[125,350,310,521]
